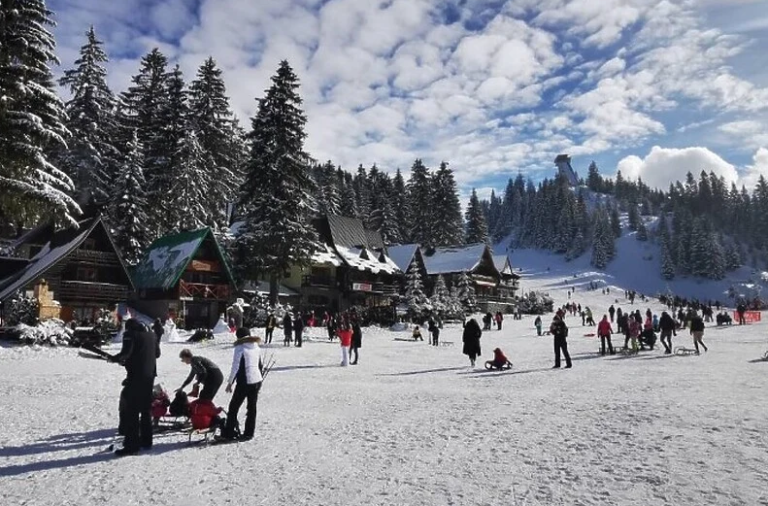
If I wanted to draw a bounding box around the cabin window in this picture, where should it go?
[76,267,98,282]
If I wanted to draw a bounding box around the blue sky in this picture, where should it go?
[49,0,768,201]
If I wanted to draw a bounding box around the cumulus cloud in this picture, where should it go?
[616,146,738,189]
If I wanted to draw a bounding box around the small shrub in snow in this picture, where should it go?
[15,320,73,346]
[5,292,40,326]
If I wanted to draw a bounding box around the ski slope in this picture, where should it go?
[1,271,767,506]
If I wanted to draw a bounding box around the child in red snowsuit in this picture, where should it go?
[485,348,512,370]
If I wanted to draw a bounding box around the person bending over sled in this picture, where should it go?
[178,349,223,401]
[485,348,512,370]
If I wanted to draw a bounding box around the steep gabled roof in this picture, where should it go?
[493,254,521,279]
[387,244,419,272]
[423,243,490,275]
[0,216,133,302]
[327,215,371,248]
[132,228,236,291]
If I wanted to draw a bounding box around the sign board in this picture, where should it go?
[179,296,193,302]
[352,282,373,292]
[190,259,219,272]
[734,311,762,323]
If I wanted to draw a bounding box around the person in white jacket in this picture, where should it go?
[222,328,263,441]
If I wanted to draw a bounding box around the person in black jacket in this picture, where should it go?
[283,313,293,347]
[152,318,164,342]
[428,317,440,346]
[550,315,572,369]
[736,303,746,325]
[178,349,223,401]
[294,313,304,348]
[462,318,482,366]
[265,313,277,344]
[351,319,362,365]
[110,319,160,456]
[690,315,708,354]
[658,311,676,354]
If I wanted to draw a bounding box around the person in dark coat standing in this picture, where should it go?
[326,314,336,342]
[428,317,440,346]
[178,349,223,401]
[462,318,482,367]
[609,305,616,323]
[152,318,164,342]
[736,303,746,325]
[294,313,304,348]
[690,314,708,354]
[550,315,572,369]
[110,319,160,456]
[350,319,362,365]
[658,311,676,354]
[265,313,277,344]
[283,313,293,347]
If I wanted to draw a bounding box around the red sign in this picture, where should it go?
[352,282,373,292]
[734,311,762,323]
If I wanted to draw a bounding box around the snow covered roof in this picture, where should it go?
[326,215,385,250]
[312,243,343,266]
[0,217,134,302]
[493,254,521,279]
[387,244,419,272]
[335,246,400,275]
[132,228,236,291]
[423,244,489,275]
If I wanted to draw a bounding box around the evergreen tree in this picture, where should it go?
[430,274,450,313]
[725,242,742,271]
[392,169,409,243]
[455,271,477,312]
[235,61,318,303]
[707,234,726,280]
[110,131,149,265]
[188,57,241,230]
[661,237,675,280]
[636,220,648,241]
[587,161,601,192]
[317,161,341,216]
[339,179,358,217]
[405,261,429,314]
[369,171,400,244]
[431,162,464,246]
[610,206,622,238]
[0,0,79,226]
[407,159,433,245]
[628,204,641,231]
[168,131,209,232]
[465,189,489,244]
[58,26,119,205]
[353,165,371,224]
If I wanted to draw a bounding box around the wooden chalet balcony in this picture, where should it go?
[69,249,120,266]
[59,280,130,302]
[477,294,516,304]
[179,280,230,300]
[302,275,335,288]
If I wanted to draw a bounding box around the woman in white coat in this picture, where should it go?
[222,328,263,441]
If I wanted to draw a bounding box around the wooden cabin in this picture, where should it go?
[131,228,236,329]
[0,216,134,324]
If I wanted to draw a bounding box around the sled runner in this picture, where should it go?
[674,347,698,356]
[439,341,454,347]
[484,361,513,371]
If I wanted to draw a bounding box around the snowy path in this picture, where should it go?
[1,277,768,505]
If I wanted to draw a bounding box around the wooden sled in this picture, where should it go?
[439,341,454,347]
[674,347,698,356]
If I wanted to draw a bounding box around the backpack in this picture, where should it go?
[169,390,190,417]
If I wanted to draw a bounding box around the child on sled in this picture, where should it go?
[485,348,513,370]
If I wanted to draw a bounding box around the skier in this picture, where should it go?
[109,318,159,456]
[221,328,263,442]
[658,311,676,354]
[534,315,543,336]
[609,305,616,323]
[283,313,293,347]
[690,314,708,354]
[294,312,304,348]
[462,318,482,367]
[178,349,223,401]
[550,315,572,369]
[597,315,614,355]
[351,319,362,365]
[265,312,277,344]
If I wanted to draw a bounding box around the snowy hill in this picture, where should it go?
[498,213,765,305]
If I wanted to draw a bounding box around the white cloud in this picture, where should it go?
[616,146,738,189]
[741,148,768,190]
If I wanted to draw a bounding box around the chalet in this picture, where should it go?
[282,215,401,313]
[493,254,521,300]
[130,228,236,330]
[0,216,134,323]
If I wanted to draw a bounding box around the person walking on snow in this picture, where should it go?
[597,315,615,355]
[690,314,708,354]
[178,349,223,401]
[550,315,572,368]
[283,313,293,347]
[534,316,543,336]
[609,305,616,323]
[294,313,304,348]
[221,328,263,442]
[338,323,353,366]
[462,318,482,367]
[659,311,676,354]
[351,319,362,364]
[495,312,503,330]
[737,303,747,325]
[428,317,440,346]
[265,312,277,344]
[627,316,641,352]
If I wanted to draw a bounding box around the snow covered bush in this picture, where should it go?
[517,291,554,315]
[5,292,40,326]
[16,320,73,346]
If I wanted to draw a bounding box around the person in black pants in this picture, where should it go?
[222,328,264,441]
[550,315,572,369]
[283,313,293,346]
[737,303,746,325]
[658,311,676,354]
[178,349,223,401]
[351,319,362,364]
[294,313,304,348]
[110,319,160,456]
[265,313,276,344]
[428,318,440,346]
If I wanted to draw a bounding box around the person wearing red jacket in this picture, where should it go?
[597,315,614,355]
[337,324,353,366]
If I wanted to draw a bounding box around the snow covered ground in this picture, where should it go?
[1,272,768,506]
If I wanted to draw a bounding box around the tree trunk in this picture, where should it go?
[269,271,279,307]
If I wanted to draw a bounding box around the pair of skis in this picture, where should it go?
[78,343,117,362]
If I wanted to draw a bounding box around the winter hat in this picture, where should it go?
[236,328,251,339]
